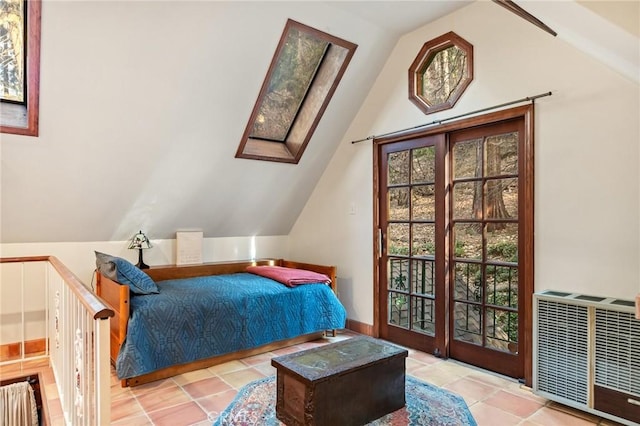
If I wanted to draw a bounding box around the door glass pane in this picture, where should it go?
[412,185,435,220]
[453,301,482,345]
[453,223,482,260]
[388,223,409,256]
[453,138,482,179]
[411,259,434,296]
[388,151,410,185]
[411,296,435,335]
[485,308,518,353]
[485,178,518,220]
[389,292,409,328]
[411,146,435,183]
[486,223,518,262]
[454,261,481,303]
[484,132,518,176]
[485,265,518,309]
[388,187,409,220]
[388,258,409,291]
[412,223,435,257]
[453,181,482,220]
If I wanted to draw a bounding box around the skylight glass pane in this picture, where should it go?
[250,28,329,142]
[0,0,25,103]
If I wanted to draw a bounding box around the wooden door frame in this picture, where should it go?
[372,104,534,386]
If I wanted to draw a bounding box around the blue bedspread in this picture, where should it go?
[116,272,347,379]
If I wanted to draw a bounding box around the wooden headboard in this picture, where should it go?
[95,258,338,368]
[142,258,337,292]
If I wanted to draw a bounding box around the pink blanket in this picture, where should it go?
[246,265,331,287]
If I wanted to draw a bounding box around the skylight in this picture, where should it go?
[236,19,357,164]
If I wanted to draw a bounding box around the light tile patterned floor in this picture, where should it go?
[0,331,625,425]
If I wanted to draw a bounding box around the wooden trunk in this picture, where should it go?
[271,336,408,426]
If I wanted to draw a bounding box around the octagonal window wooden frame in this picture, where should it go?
[408,31,473,115]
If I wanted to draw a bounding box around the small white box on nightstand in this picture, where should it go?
[176,231,203,265]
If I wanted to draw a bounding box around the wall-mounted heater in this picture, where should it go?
[534,290,640,425]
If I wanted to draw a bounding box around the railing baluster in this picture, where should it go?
[20,262,25,360]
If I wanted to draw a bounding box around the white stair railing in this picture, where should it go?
[1,257,113,425]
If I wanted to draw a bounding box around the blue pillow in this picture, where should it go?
[95,251,159,295]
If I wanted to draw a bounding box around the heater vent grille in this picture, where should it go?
[595,308,640,397]
[535,299,589,405]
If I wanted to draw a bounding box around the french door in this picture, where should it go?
[379,135,446,355]
[377,112,532,381]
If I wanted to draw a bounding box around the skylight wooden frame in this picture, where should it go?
[1,0,41,137]
[236,19,357,164]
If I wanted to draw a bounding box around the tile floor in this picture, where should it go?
[0,331,625,425]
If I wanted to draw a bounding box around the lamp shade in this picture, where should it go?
[128,231,152,250]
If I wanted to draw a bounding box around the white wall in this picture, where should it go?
[290,1,640,325]
[0,235,289,288]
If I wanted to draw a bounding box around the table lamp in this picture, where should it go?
[128,230,152,269]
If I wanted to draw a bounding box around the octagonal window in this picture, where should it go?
[409,32,473,115]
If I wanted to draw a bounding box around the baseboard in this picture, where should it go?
[0,338,47,362]
[346,319,373,336]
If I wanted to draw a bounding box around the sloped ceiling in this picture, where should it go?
[0,1,470,243]
[1,1,637,244]
[522,0,639,83]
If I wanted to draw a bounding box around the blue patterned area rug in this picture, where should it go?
[213,375,476,426]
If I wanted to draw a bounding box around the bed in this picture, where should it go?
[95,257,346,387]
